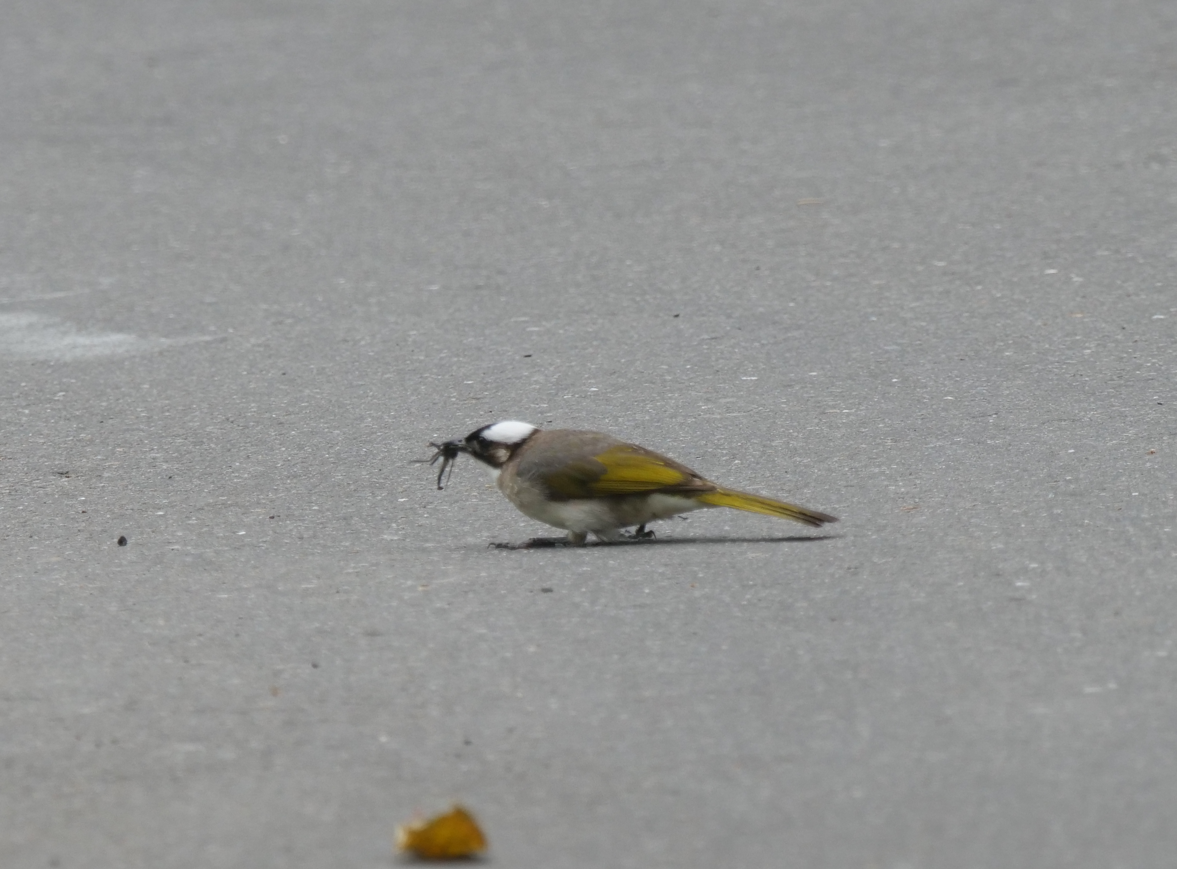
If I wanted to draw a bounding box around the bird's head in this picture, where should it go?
[426,420,539,488]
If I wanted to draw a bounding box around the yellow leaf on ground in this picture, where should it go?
[396,804,487,860]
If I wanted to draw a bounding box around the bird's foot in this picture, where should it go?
[490,536,580,550]
[623,524,657,541]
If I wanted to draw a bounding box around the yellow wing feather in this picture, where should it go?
[589,447,694,493]
[540,445,698,498]
[534,439,838,527]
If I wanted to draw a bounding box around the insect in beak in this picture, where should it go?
[425,440,464,489]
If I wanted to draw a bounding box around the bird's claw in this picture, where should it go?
[623,524,657,541]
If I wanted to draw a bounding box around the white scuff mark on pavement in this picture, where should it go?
[0,312,213,361]
[0,289,95,304]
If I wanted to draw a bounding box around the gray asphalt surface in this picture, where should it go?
[3,1,1176,867]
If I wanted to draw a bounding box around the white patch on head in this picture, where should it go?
[481,420,537,445]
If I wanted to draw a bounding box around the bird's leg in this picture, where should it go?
[623,523,657,540]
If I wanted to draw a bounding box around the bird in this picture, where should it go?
[426,420,837,548]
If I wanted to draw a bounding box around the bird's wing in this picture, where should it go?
[539,444,711,499]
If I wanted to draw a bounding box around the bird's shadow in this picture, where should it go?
[613,534,839,546]
[483,534,840,551]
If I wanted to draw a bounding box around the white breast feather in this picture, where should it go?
[504,489,706,534]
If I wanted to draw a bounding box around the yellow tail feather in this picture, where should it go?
[697,487,838,528]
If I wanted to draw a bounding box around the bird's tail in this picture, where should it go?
[697,487,838,528]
